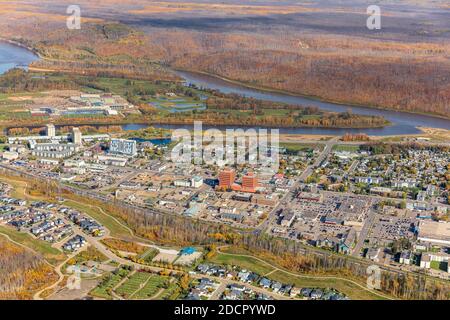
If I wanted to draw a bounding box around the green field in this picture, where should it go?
[157,282,181,300]
[115,271,153,298]
[208,253,274,275]
[90,268,131,299]
[332,144,361,152]
[64,200,132,239]
[269,270,387,300]
[139,248,160,263]
[280,142,323,153]
[132,274,169,300]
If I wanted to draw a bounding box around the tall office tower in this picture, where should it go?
[242,172,258,192]
[46,124,56,137]
[219,168,236,188]
[72,127,82,145]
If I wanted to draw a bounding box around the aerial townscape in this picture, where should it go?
[0,0,449,304]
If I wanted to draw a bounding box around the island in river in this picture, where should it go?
[1,41,449,137]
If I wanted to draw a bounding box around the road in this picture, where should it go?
[257,136,338,234]
[299,136,338,182]
[351,209,377,257]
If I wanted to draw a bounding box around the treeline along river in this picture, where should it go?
[1,41,449,136]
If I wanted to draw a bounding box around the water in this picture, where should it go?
[174,71,450,136]
[128,137,172,145]
[0,42,38,74]
[1,41,448,136]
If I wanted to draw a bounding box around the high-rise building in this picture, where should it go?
[71,127,82,145]
[242,172,258,192]
[110,139,137,157]
[46,124,55,137]
[219,169,235,188]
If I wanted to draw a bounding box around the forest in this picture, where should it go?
[0,237,57,299]
[0,69,388,129]
[1,0,449,118]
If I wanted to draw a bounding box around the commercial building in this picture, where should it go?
[232,193,253,202]
[8,124,109,144]
[32,143,78,159]
[191,176,203,188]
[174,180,191,188]
[242,172,258,193]
[420,252,450,271]
[110,139,137,157]
[174,176,203,188]
[219,169,236,189]
[71,127,82,145]
[417,220,450,246]
[96,155,128,167]
[1,151,19,161]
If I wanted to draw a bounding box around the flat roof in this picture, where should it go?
[418,221,450,243]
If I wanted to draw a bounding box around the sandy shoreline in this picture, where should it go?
[278,127,450,143]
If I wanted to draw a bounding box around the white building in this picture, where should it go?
[417,220,450,246]
[72,127,82,145]
[174,180,191,188]
[46,124,56,137]
[1,151,19,161]
[191,176,203,188]
[32,143,78,159]
[110,139,137,157]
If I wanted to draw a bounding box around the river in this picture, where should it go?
[173,71,450,136]
[0,41,448,136]
[0,41,38,75]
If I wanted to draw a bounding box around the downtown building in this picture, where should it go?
[109,139,137,157]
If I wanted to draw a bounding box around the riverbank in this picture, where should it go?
[176,69,450,122]
[0,38,40,57]
[1,41,449,136]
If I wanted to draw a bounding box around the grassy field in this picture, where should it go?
[132,274,169,300]
[280,142,320,153]
[140,248,160,263]
[115,271,153,298]
[0,175,52,201]
[269,270,387,300]
[156,282,181,300]
[0,225,66,265]
[63,200,132,239]
[332,144,361,152]
[90,268,131,299]
[208,252,275,275]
